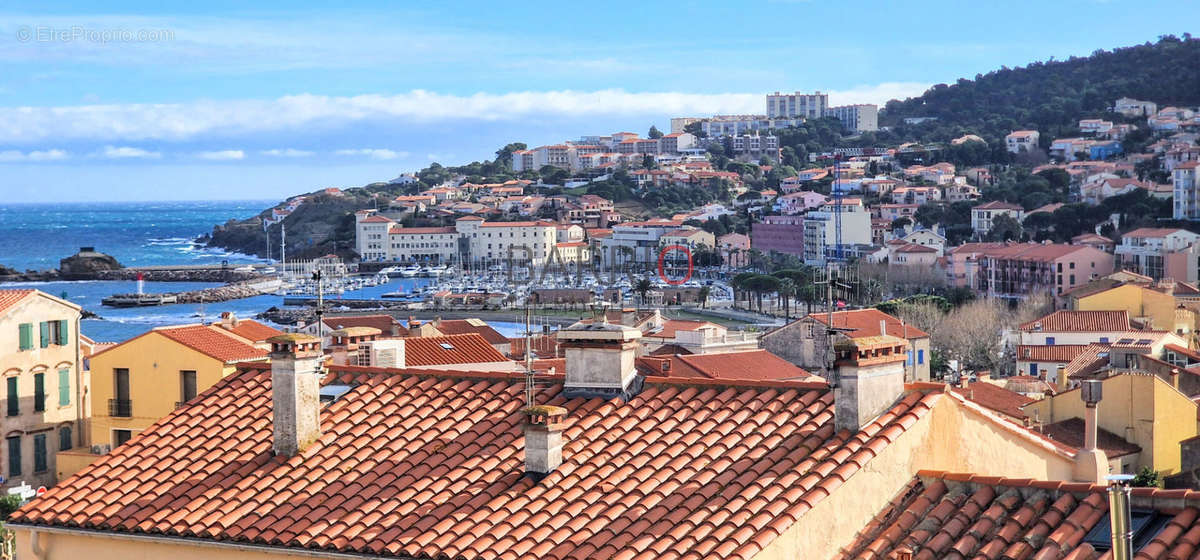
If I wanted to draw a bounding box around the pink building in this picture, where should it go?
[777,191,827,215]
[717,233,751,268]
[944,242,1008,289]
[976,243,1115,299]
[751,215,804,258]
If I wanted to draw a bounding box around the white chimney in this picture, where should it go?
[268,333,324,457]
[524,405,567,479]
[558,318,642,399]
[834,334,909,433]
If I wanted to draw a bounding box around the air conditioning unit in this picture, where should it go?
[90,444,112,455]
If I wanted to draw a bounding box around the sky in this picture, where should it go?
[0,1,1194,202]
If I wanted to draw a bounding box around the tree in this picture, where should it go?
[683,121,706,138]
[914,203,945,228]
[494,142,528,169]
[777,278,797,319]
[634,278,654,307]
[987,214,1023,241]
[697,286,712,309]
[648,125,663,139]
[642,154,656,169]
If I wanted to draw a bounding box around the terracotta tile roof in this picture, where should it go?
[671,350,819,381]
[839,471,1200,560]
[799,308,930,339]
[1036,417,1142,458]
[431,318,510,346]
[154,325,268,363]
[324,315,407,337]
[214,319,283,343]
[1064,343,1112,379]
[1123,227,1190,238]
[1017,344,1090,363]
[1019,310,1131,332]
[0,289,34,315]
[360,215,394,223]
[950,382,1034,419]
[14,367,943,559]
[403,333,509,366]
[973,200,1023,210]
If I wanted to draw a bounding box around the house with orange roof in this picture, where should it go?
[11,319,1134,560]
[0,289,85,491]
[74,323,270,479]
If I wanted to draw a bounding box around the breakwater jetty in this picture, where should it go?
[102,277,283,308]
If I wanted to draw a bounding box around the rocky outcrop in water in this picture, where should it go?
[59,247,123,279]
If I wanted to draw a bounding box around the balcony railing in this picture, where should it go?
[108,398,132,418]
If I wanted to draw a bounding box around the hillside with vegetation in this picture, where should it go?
[876,35,1200,151]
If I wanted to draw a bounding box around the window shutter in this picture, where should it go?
[59,426,72,452]
[6,377,17,417]
[33,373,44,412]
[33,434,46,473]
[58,369,70,406]
[39,321,50,348]
[7,436,20,477]
[58,319,69,345]
[18,323,31,351]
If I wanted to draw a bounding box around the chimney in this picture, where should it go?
[834,335,908,433]
[978,371,991,383]
[1073,380,1109,483]
[328,326,381,366]
[558,319,642,399]
[524,405,567,480]
[1039,368,1048,381]
[409,315,420,329]
[268,333,324,457]
[220,311,238,328]
[890,547,913,560]
[1055,364,1069,392]
[1107,474,1135,559]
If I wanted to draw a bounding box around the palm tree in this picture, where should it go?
[634,278,653,307]
[697,285,711,309]
[777,278,796,320]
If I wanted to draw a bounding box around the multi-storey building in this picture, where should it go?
[1005,130,1040,153]
[801,198,873,265]
[455,216,558,267]
[388,226,460,264]
[1112,227,1200,282]
[970,201,1024,236]
[727,134,780,158]
[354,211,393,261]
[824,104,879,133]
[766,91,828,118]
[699,115,804,137]
[601,219,685,265]
[0,290,84,490]
[976,243,1114,298]
[1174,161,1200,220]
[751,215,805,258]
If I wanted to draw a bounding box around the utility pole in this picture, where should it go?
[313,270,325,352]
[524,305,534,408]
[281,223,286,266]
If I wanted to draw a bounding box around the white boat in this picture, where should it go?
[400,265,420,277]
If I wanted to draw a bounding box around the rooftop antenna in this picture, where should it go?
[281,223,286,267]
[313,270,325,352]
[524,305,534,408]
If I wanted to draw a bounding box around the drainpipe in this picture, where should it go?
[31,529,47,560]
[1107,473,1135,560]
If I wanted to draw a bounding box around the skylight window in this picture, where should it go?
[440,343,456,350]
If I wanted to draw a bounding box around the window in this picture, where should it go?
[18,323,32,351]
[58,369,70,406]
[918,349,925,365]
[33,372,44,412]
[6,377,17,417]
[1099,337,1109,343]
[7,436,20,477]
[111,368,131,418]
[52,319,68,345]
[113,429,132,447]
[58,426,72,451]
[33,434,46,473]
[180,371,197,404]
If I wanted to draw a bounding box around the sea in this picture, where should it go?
[0,201,527,342]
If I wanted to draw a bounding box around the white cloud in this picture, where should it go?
[196,149,245,160]
[334,148,406,161]
[261,148,314,158]
[98,145,160,159]
[0,149,68,162]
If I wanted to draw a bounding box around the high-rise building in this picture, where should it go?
[1174,161,1200,220]
[825,104,879,133]
[766,91,828,119]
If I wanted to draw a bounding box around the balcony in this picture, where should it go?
[108,398,133,418]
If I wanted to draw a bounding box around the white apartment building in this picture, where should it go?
[766,91,828,119]
[700,116,805,137]
[355,211,394,261]
[454,216,558,267]
[1115,97,1157,117]
[801,198,873,265]
[825,104,879,133]
[601,219,686,265]
[971,201,1024,236]
[1005,130,1040,153]
[388,227,459,264]
[1174,162,1200,220]
[1113,227,1200,281]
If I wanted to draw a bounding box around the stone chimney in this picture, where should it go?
[220,311,239,329]
[524,405,567,480]
[558,318,642,399]
[1055,364,1069,392]
[833,334,909,433]
[327,326,381,366]
[268,333,324,457]
[1073,379,1109,483]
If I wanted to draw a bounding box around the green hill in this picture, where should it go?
[878,35,1200,148]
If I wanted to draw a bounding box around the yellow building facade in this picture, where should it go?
[1072,283,1195,342]
[1022,373,1198,476]
[0,290,85,491]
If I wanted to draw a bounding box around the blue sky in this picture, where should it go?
[0,1,1193,202]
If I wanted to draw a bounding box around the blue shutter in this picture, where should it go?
[39,321,50,348]
[58,319,69,345]
[59,426,72,451]
[18,323,31,351]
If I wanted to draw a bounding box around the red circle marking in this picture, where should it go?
[657,244,693,286]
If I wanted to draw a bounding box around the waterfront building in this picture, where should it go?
[455,216,558,268]
[388,226,459,264]
[0,290,84,490]
[750,214,805,258]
